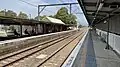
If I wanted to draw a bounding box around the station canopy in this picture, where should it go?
[42,16,65,25]
[0,16,51,25]
[78,0,120,25]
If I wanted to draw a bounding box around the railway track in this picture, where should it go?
[14,30,85,67]
[37,30,85,67]
[0,30,80,67]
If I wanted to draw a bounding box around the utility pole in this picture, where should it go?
[4,9,7,16]
[29,14,31,19]
[38,5,40,21]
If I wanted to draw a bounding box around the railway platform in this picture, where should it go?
[63,30,120,67]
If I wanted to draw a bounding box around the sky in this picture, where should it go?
[0,0,88,26]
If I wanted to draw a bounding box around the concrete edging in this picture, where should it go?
[62,29,89,67]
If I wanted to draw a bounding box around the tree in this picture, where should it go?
[78,24,82,28]
[6,10,17,18]
[55,7,69,24]
[0,10,5,16]
[69,14,77,24]
[34,16,38,20]
[48,15,55,18]
[55,7,77,24]
[18,12,28,19]
[34,15,46,20]
[0,10,17,18]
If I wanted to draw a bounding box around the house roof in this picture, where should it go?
[42,16,65,25]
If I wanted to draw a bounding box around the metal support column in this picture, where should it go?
[106,14,110,49]
[20,24,22,36]
[38,6,46,21]
[35,24,37,34]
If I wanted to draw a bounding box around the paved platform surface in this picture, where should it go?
[81,31,120,67]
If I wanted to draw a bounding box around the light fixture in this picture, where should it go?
[104,20,107,23]
[98,3,104,11]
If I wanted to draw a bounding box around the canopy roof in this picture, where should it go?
[78,0,120,25]
[0,16,65,25]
